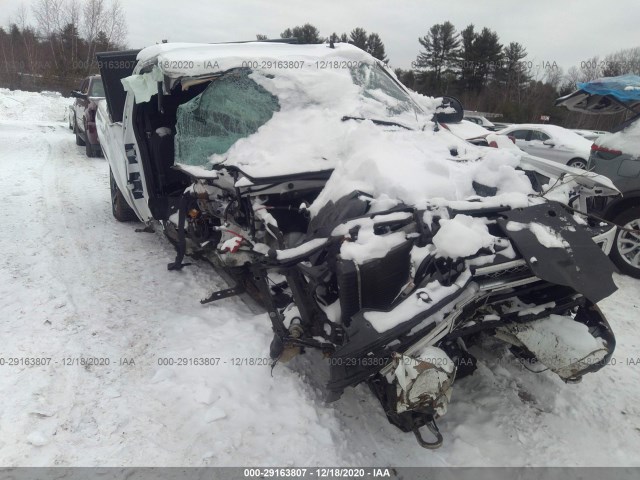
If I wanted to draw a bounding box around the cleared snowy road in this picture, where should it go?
[0,90,639,466]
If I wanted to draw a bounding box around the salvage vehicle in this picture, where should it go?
[96,41,620,448]
[463,112,500,131]
[70,74,105,157]
[557,74,640,278]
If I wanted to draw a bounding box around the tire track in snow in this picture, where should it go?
[1,117,350,465]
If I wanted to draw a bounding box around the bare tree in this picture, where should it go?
[82,0,105,68]
[32,0,64,69]
[603,47,640,76]
[102,0,127,50]
[579,55,602,82]
[544,65,564,92]
[79,0,126,69]
[61,0,82,64]
[15,4,38,73]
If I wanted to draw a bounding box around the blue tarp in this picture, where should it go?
[577,74,640,102]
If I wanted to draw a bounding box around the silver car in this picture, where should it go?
[497,124,592,169]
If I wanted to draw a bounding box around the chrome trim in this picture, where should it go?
[478,275,540,292]
[473,259,527,275]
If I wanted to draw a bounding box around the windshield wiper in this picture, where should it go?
[341,116,414,130]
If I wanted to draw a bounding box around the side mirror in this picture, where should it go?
[70,90,86,99]
[543,139,555,147]
[435,96,464,124]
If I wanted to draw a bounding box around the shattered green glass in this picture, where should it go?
[175,71,280,166]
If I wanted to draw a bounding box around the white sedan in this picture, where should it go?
[496,123,592,169]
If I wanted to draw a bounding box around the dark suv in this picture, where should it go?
[556,74,640,277]
[588,115,640,277]
[70,75,105,157]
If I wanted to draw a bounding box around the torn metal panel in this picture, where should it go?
[498,202,617,304]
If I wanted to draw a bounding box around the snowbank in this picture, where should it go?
[0,88,71,123]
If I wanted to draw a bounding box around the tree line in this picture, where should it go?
[1,11,638,131]
[269,22,640,130]
[395,21,640,130]
[0,0,127,93]
[256,23,388,62]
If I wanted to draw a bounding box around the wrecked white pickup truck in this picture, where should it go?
[96,41,620,448]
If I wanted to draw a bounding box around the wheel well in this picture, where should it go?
[604,195,640,220]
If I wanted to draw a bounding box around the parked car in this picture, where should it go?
[557,74,640,277]
[96,42,619,448]
[573,129,608,141]
[463,112,498,130]
[496,123,592,169]
[491,121,513,130]
[70,75,105,157]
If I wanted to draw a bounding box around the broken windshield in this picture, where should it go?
[350,63,422,117]
[174,63,422,168]
[174,70,280,166]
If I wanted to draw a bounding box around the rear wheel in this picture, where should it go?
[85,122,95,157]
[568,158,587,169]
[110,168,138,222]
[74,117,85,146]
[610,207,640,278]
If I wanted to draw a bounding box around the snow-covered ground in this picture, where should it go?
[1,89,639,467]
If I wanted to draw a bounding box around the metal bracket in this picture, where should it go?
[200,284,245,304]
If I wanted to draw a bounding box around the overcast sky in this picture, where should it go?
[1,0,638,72]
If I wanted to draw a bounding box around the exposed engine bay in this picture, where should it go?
[160,162,616,448]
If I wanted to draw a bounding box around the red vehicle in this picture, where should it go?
[70,75,105,157]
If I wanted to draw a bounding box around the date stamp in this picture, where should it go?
[0,357,135,367]
[156,356,271,366]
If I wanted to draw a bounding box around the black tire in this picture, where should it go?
[74,118,85,146]
[85,135,95,158]
[610,207,640,278]
[110,169,138,222]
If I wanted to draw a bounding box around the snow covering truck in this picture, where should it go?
[96,41,621,448]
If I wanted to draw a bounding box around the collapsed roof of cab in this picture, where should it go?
[136,42,377,79]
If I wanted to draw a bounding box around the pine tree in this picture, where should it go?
[415,21,461,92]
[366,33,387,62]
[329,32,349,43]
[349,27,368,50]
[458,25,502,93]
[459,24,476,92]
[498,42,529,102]
[280,23,323,44]
[469,27,503,92]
